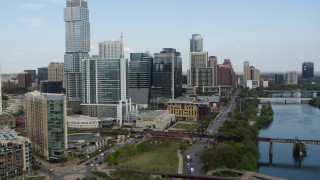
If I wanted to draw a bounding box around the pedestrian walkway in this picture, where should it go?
[177,150,183,174]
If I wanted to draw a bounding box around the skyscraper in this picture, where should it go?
[48,62,64,85]
[99,35,124,59]
[150,48,182,101]
[128,52,153,106]
[286,71,298,85]
[81,36,131,125]
[190,34,203,52]
[37,67,48,86]
[25,92,67,161]
[17,72,32,88]
[24,70,36,83]
[243,61,260,86]
[302,62,314,84]
[275,74,285,85]
[64,0,90,111]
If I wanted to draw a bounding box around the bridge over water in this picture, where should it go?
[258,97,312,104]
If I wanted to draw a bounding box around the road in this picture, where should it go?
[46,137,138,180]
[186,88,240,176]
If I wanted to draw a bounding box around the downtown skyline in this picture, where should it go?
[1,0,320,74]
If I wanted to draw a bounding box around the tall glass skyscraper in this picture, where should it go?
[128,52,153,106]
[190,34,203,52]
[64,0,90,111]
[302,61,314,84]
[150,48,182,101]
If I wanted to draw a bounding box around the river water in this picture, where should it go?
[258,104,320,180]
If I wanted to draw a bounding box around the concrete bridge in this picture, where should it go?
[258,97,312,104]
[263,90,320,93]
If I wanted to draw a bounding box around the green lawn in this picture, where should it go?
[171,122,200,132]
[117,138,188,173]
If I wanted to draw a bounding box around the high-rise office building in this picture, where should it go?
[25,91,67,161]
[208,56,218,85]
[190,34,203,52]
[64,0,90,111]
[0,126,32,179]
[243,61,260,86]
[275,74,286,85]
[24,70,36,83]
[150,48,182,101]
[217,59,236,86]
[17,72,32,88]
[189,52,215,89]
[286,71,298,85]
[128,52,153,107]
[302,62,314,84]
[82,58,131,124]
[48,62,64,85]
[37,67,48,86]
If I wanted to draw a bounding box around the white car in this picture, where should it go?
[90,164,94,167]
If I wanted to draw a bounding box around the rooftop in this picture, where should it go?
[167,96,220,105]
[139,110,170,119]
[0,126,29,141]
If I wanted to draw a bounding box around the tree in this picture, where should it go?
[201,143,240,172]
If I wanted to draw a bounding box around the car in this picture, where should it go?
[96,164,99,167]
[90,164,94,167]
[101,153,104,156]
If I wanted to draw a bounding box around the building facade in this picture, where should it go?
[190,34,203,52]
[217,59,236,87]
[243,61,260,87]
[81,58,131,124]
[64,0,90,111]
[24,70,36,83]
[150,48,182,102]
[99,36,124,59]
[48,62,64,82]
[17,72,32,88]
[275,74,286,85]
[302,62,314,84]
[0,126,32,179]
[128,52,153,107]
[25,92,67,161]
[286,71,298,85]
[37,67,48,86]
[40,80,63,94]
[135,110,175,131]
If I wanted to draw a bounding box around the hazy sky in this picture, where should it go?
[1,0,319,74]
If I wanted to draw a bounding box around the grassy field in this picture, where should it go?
[117,138,188,173]
[171,122,200,132]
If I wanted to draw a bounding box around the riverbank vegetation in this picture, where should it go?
[201,88,274,172]
[309,98,320,109]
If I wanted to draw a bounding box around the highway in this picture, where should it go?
[186,88,240,176]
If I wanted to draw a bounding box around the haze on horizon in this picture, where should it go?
[0,0,319,74]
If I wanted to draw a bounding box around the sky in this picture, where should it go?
[0,0,319,74]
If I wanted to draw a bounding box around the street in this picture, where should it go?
[186,88,240,175]
[47,137,137,180]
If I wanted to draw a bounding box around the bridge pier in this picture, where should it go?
[269,142,273,155]
[269,154,273,165]
[299,143,303,156]
[284,99,286,104]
